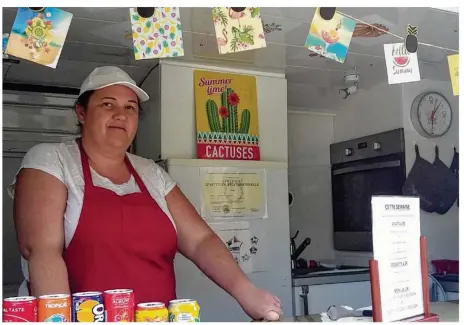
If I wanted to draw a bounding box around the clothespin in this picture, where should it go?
[319,7,336,20]
[136,7,155,18]
[405,24,419,53]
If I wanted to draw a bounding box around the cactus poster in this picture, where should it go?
[194,70,260,160]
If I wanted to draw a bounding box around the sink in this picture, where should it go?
[432,273,459,293]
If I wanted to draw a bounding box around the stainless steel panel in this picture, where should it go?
[292,273,370,286]
[333,160,401,175]
[330,128,405,165]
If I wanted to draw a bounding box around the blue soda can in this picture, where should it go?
[72,291,105,322]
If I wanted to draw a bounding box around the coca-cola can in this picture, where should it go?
[3,296,38,322]
[103,289,135,322]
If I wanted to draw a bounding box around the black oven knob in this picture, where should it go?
[373,142,381,151]
[345,148,353,156]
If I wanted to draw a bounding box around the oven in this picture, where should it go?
[330,128,406,252]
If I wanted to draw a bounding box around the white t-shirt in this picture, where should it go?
[8,140,177,295]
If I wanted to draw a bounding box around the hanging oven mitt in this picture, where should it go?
[433,145,459,214]
[449,146,459,207]
[402,144,438,213]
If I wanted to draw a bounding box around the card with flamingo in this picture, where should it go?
[304,8,356,63]
[212,7,266,55]
[130,7,184,60]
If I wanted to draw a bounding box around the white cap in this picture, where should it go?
[79,66,149,102]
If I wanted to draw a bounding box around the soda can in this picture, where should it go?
[38,293,71,322]
[168,299,200,322]
[103,289,135,322]
[135,302,168,322]
[3,296,37,322]
[72,291,105,322]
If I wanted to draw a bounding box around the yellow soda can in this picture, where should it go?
[168,299,200,322]
[135,302,168,322]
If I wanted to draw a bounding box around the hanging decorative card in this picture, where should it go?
[447,54,459,96]
[129,7,184,60]
[194,69,260,160]
[212,7,266,55]
[384,43,421,84]
[304,8,356,63]
[5,7,73,68]
[3,33,9,58]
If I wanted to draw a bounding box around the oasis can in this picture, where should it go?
[38,294,71,322]
[135,302,168,322]
[72,291,105,322]
[168,299,200,322]
[103,289,135,322]
[3,296,37,322]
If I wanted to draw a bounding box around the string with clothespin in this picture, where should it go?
[337,10,459,53]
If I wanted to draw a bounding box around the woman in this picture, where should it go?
[10,66,281,320]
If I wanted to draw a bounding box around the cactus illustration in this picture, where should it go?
[205,87,251,134]
[206,99,221,132]
[239,109,250,134]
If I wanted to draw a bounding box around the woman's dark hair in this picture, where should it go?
[74,90,144,132]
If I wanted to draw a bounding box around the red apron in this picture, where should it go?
[59,139,177,305]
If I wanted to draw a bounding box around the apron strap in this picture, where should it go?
[124,156,150,195]
[76,138,93,187]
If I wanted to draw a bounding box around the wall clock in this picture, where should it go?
[410,91,453,138]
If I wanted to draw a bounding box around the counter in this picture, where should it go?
[292,270,370,286]
[281,301,459,322]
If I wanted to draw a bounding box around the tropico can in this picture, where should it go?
[104,289,135,322]
[72,291,105,322]
[2,296,37,322]
[38,293,71,322]
[135,302,168,322]
[168,299,200,322]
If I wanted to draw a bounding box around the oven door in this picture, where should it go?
[331,154,406,252]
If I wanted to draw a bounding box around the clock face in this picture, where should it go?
[412,92,452,138]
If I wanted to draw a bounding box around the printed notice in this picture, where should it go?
[200,167,266,219]
[371,196,424,322]
[210,221,252,274]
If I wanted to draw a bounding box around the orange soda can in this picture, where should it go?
[38,293,71,322]
[135,302,168,322]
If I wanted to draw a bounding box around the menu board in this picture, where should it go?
[371,196,424,322]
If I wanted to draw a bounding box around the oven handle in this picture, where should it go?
[333,160,401,176]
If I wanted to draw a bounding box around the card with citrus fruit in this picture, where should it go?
[130,7,184,60]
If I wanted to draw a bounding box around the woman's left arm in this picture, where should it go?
[165,186,281,320]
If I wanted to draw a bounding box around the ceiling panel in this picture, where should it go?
[4,59,149,88]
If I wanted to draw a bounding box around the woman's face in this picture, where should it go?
[76,85,140,150]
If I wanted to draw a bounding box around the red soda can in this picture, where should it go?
[103,289,135,322]
[3,296,38,322]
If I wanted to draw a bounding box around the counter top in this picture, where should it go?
[292,271,370,286]
[280,301,459,322]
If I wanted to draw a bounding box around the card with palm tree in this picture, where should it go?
[212,7,266,55]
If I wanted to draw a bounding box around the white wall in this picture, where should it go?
[135,65,162,161]
[333,82,404,142]
[401,79,459,261]
[287,110,336,261]
[159,60,288,161]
